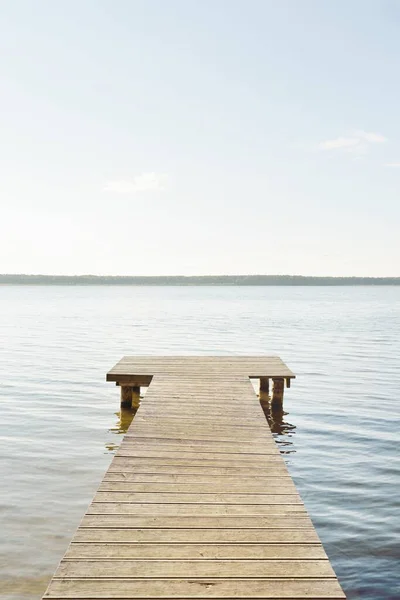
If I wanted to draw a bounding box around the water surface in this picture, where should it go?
[0,286,399,600]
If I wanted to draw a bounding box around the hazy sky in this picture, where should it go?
[1,0,400,276]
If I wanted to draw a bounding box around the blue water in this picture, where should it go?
[0,286,399,600]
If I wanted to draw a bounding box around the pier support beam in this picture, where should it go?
[259,377,270,394]
[259,377,270,403]
[271,377,284,410]
[120,385,133,409]
[132,386,141,409]
[120,385,141,409]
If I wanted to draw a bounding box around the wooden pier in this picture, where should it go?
[42,356,346,600]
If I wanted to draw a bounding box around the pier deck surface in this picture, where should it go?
[42,356,346,599]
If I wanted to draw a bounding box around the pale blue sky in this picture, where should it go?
[1,0,400,276]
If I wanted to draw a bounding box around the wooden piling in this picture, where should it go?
[131,385,140,409]
[259,376,270,394]
[272,377,285,410]
[120,385,133,409]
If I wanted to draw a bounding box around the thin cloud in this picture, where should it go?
[319,137,359,150]
[318,131,387,154]
[357,131,387,143]
[104,172,167,193]
[385,162,400,168]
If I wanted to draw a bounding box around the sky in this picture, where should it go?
[1,0,400,277]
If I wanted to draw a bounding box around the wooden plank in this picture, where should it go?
[123,433,275,444]
[80,515,313,528]
[72,528,322,544]
[113,443,280,452]
[107,356,296,382]
[129,423,271,432]
[107,463,291,475]
[118,440,280,451]
[92,492,302,504]
[64,543,328,559]
[87,503,304,516]
[118,440,280,452]
[122,433,275,444]
[103,473,292,483]
[105,459,285,471]
[135,416,266,425]
[44,578,345,599]
[56,559,336,579]
[98,482,297,493]
[113,450,282,461]
[110,454,285,465]
[139,402,261,409]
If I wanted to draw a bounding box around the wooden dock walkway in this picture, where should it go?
[42,356,346,599]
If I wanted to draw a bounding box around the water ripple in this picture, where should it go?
[0,285,399,600]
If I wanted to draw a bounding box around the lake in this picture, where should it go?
[0,285,399,600]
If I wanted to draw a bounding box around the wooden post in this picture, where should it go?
[271,378,284,410]
[132,386,141,409]
[120,385,133,409]
[259,377,270,403]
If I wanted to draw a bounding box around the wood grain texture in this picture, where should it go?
[44,578,345,598]
[41,356,347,600]
[72,528,322,544]
[64,543,327,559]
[98,482,297,493]
[55,558,337,578]
[80,514,313,528]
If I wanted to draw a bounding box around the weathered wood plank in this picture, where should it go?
[56,559,336,579]
[125,426,273,436]
[80,515,313,528]
[109,458,287,471]
[131,418,270,428]
[114,450,282,461]
[92,492,302,504]
[107,463,291,475]
[98,482,297,493]
[44,578,345,599]
[135,413,264,421]
[72,528,322,544]
[64,543,328,559]
[124,436,276,445]
[87,503,304,516]
[103,473,292,483]
[118,440,280,452]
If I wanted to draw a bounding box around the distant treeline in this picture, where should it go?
[1,274,400,286]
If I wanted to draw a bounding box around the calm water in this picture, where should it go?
[0,286,399,600]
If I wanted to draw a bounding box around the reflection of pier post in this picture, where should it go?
[260,377,290,411]
[132,386,140,409]
[259,377,270,403]
[115,406,136,434]
[271,377,284,410]
[260,399,296,441]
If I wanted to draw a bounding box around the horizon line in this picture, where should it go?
[1,274,400,280]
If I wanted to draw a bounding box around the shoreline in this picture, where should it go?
[1,275,400,286]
